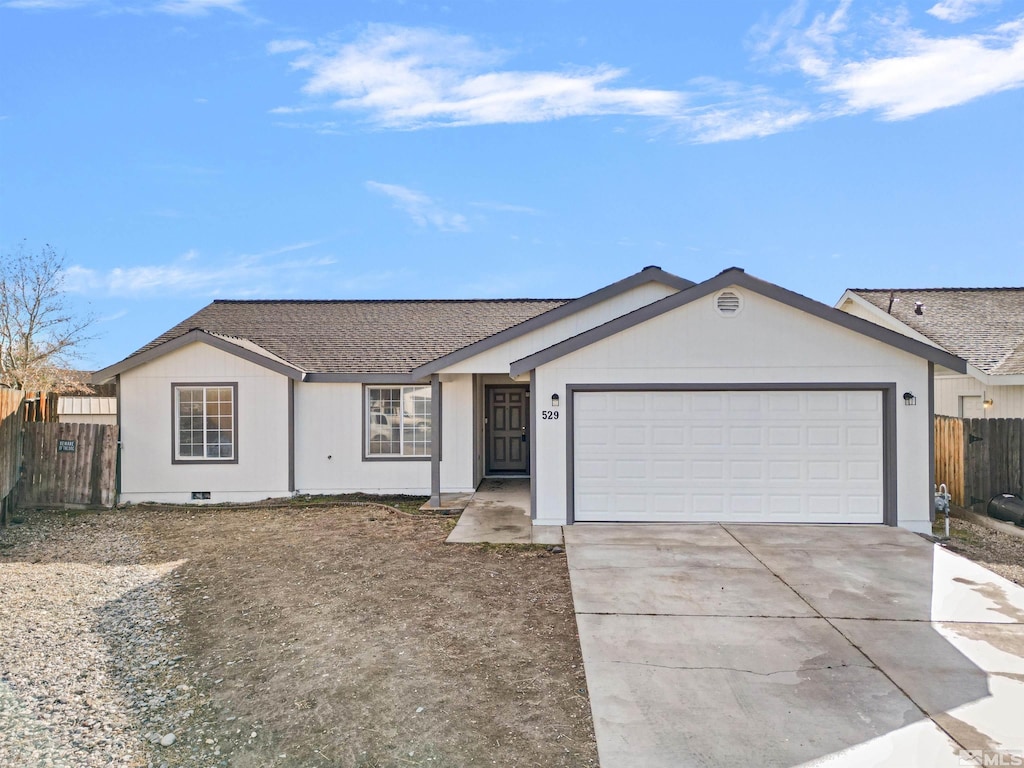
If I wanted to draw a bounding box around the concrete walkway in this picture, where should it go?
[445,478,563,545]
[565,523,1024,768]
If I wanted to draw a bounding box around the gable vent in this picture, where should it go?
[715,290,742,316]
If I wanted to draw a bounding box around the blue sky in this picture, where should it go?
[1,0,1022,370]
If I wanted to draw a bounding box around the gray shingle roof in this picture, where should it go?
[850,288,1024,374]
[134,299,570,375]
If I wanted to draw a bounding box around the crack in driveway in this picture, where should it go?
[600,660,877,677]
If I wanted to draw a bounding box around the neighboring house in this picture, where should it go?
[57,396,117,425]
[93,266,963,533]
[836,288,1024,418]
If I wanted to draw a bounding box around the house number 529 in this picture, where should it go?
[541,410,560,420]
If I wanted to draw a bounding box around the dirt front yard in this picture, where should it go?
[0,503,597,768]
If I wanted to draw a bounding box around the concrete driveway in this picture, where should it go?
[564,524,1024,768]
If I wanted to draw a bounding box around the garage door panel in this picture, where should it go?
[651,393,686,412]
[653,426,684,444]
[848,461,881,481]
[808,461,841,480]
[615,460,648,479]
[650,461,684,480]
[574,390,885,524]
[730,461,763,480]
[807,426,841,446]
[613,426,646,445]
[769,426,802,446]
[848,426,882,446]
[767,393,802,411]
[612,393,646,411]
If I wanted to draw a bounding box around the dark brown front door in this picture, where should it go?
[487,387,529,474]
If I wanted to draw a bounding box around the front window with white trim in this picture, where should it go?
[174,384,236,461]
[366,385,432,457]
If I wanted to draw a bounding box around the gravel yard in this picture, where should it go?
[0,504,597,768]
[935,509,1024,586]
[0,512,188,768]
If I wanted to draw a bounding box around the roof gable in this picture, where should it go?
[410,266,692,377]
[510,268,967,377]
[847,287,1024,375]
[93,329,308,382]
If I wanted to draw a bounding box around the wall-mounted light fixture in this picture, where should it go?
[983,398,994,409]
[551,393,560,408]
[903,392,917,406]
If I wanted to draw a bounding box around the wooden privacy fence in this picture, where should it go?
[934,415,1024,508]
[0,390,26,525]
[22,391,59,423]
[19,422,119,508]
[934,415,965,506]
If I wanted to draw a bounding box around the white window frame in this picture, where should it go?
[364,384,432,460]
[172,382,238,464]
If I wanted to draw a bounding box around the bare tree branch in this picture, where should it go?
[0,242,97,392]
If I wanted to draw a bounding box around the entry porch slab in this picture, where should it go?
[445,478,563,545]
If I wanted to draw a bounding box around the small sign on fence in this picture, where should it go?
[57,439,77,453]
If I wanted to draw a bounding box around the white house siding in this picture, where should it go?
[442,281,678,375]
[934,375,1024,419]
[294,376,475,495]
[531,288,933,532]
[119,341,291,504]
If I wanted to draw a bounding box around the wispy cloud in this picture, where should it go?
[673,78,816,143]
[754,1,1024,120]
[62,242,333,298]
[469,200,542,215]
[928,0,1002,24]
[270,11,1024,143]
[826,19,1024,119]
[155,0,248,15]
[365,181,469,232]
[267,38,313,54]
[271,25,684,130]
[750,0,853,79]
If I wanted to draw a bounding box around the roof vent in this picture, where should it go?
[715,290,742,316]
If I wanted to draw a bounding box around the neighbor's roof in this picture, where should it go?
[849,288,1024,375]
[116,299,570,377]
[57,396,117,416]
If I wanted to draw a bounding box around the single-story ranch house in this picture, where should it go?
[94,267,964,533]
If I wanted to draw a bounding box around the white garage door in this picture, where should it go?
[573,390,884,523]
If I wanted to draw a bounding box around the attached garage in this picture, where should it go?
[514,268,967,533]
[572,387,889,524]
